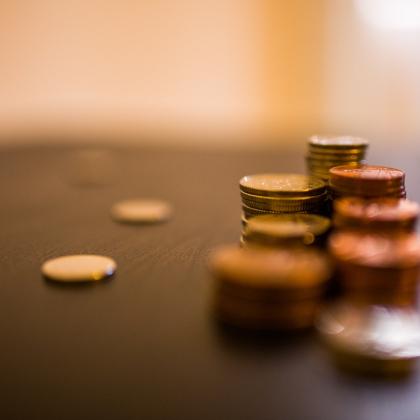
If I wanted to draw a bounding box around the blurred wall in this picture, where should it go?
[0,0,419,146]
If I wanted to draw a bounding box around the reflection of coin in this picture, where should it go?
[239,174,326,197]
[42,255,117,282]
[309,135,369,149]
[111,199,172,224]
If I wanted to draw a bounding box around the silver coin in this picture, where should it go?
[41,255,117,282]
[111,199,172,224]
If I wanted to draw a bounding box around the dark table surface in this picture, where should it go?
[1,143,420,420]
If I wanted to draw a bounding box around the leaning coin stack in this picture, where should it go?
[316,302,420,377]
[329,231,420,306]
[241,214,331,249]
[209,245,331,331]
[329,164,406,199]
[333,197,419,233]
[239,173,328,221]
[306,135,369,182]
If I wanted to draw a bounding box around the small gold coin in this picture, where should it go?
[41,255,117,282]
[111,199,172,224]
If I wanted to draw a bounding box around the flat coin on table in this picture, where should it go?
[41,255,117,282]
[111,199,172,224]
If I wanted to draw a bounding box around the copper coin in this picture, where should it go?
[329,231,420,269]
[334,197,419,231]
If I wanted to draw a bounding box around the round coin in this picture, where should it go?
[334,198,419,232]
[309,135,369,149]
[41,254,117,282]
[111,199,172,224]
[239,174,326,197]
[244,214,330,246]
[317,303,420,364]
[209,245,331,290]
[329,231,420,269]
[330,165,405,185]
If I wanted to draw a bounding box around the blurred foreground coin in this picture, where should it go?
[111,199,172,224]
[317,302,420,377]
[41,255,117,282]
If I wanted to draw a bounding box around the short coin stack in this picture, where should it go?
[209,245,331,330]
[316,302,420,377]
[306,135,369,182]
[334,197,419,233]
[239,173,328,220]
[329,165,406,199]
[241,214,331,248]
[329,231,420,306]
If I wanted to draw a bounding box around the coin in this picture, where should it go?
[111,199,172,224]
[329,231,420,269]
[316,302,420,376]
[334,197,419,232]
[209,245,331,290]
[243,214,331,247]
[41,254,117,282]
[309,135,369,149]
[239,174,326,197]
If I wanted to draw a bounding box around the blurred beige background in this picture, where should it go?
[0,0,420,147]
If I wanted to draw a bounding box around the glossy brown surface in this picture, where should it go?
[2,144,420,420]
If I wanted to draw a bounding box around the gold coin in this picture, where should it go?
[244,214,330,244]
[111,199,172,224]
[209,245,331,290]
[308,135,369,149]
[239,174,326,197]
[41,255,117,282]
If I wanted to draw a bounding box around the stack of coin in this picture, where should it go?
[241,214,331,248]
[306,135,369,182]
[209,245,331,331]
[239,174,328,220]
[316,302,420,377]
[334,197,419,233]
[329,231,420,306]
[329,164,406,199]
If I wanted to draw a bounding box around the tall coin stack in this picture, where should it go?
[239,174,328,221]
[329,165,406,199]
[306,135,369,182]
[209,245,331,331]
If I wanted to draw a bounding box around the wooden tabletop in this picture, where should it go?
[1,144,420,420]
